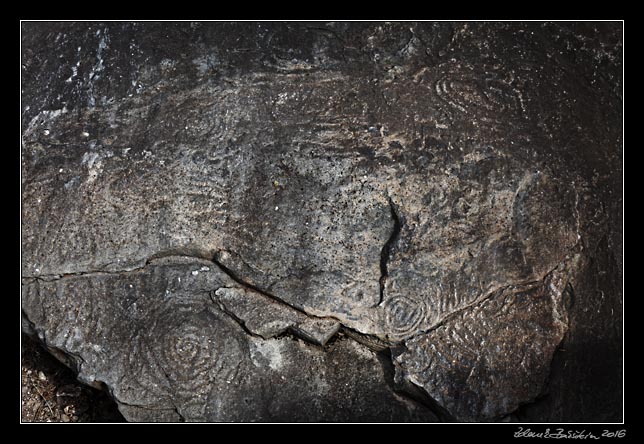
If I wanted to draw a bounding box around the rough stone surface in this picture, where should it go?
[21,21,622,422]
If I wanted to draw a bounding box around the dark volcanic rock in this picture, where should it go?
[22,258,434,421]
[21,21,622,422]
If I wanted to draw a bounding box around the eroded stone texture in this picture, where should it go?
[22,259,436,422]
[21,21,622,422]
[392,265,572,421]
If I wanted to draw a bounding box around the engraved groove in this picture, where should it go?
[384,296,427,340]
[134,303,245,401]
[434,70,520,117]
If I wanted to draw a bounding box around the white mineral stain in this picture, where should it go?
[160,58,177,70]
[80,151,104,184]
[81,152,99,168]
[250,339,285,371]
[65,64,79,83]
[86,29,109,108]
[192,54,218,76]
[25,108,68,136]
[276,92,290,105]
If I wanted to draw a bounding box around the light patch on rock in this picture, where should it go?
[64,176,80,190]
[70,326,84,344]
[81,152,103,184]
[25,107,68,136]
[345,337,376,360]
[276,92,291,105]
[86,29,110,108]
[311,372,330,394]
[193,54,219,76]
[160,58,177,69]
[249,338,286,371]
[65,62,80,83]
[81,152,100,168]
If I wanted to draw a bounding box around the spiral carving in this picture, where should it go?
[131,302,247,405]
[384,296,427,340]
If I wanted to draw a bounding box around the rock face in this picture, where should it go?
[21,22,623,422]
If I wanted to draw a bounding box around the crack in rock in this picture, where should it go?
[378,197,402,308]
[22,250,357,348]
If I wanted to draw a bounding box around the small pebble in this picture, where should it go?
[37,371,46,381]
[43,129,50,136]
[81,131,89,137]
[275,206,279,211]
[61,414,70,422]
